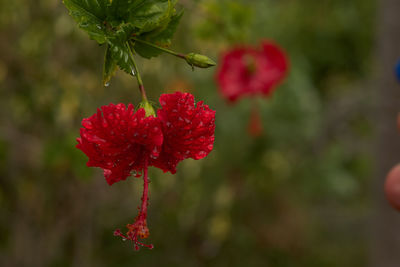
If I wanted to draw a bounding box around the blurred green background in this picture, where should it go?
[1,0,399,266]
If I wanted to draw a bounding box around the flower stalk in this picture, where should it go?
[127,42,148,102]
[131,37,216,70]
[131,37,185,59]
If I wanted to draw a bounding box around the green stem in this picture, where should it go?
[126,42,147,101]
[131,37,185,59]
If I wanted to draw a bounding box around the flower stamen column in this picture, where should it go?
[114,158,153,250]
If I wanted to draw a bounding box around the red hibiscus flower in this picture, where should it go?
[77,92,215,250]
[216,40,289,102]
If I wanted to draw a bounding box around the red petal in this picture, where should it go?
[77,103,163,185]
[151,92,216,173]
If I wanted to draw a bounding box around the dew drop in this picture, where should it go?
[104,82,110,87]
[122,238,127,241]
[197,151,207,158]
[151,147,160,157]
[131,69,135,76]
[207,144,213,150]
[82,120,93,129]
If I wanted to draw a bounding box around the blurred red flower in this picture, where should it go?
[216,40,289,102]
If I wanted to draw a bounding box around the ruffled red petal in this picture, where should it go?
[151,92,216,173]
[76,103,163,185]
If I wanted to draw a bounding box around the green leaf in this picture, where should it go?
[107,40,135,75]
[109,0,146,21]
[129,0,174,33]
[104,23,136,75]
[63,0,109,44]
[64,0,184,76]
[114,23,136,42]
[134,11,183,59]
[146,10,183,44]
[102,44,118,86]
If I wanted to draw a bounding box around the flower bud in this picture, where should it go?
[139,100,156,117]
[185,53,216,69]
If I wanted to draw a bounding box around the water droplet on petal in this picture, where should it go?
[197,151,207,158]
[82,120,93,129]
[207,144,213,150]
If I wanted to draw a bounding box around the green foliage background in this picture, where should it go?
[0,0,377,266]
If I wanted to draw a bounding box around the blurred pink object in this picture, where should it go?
[385,164,400,211]
[216,40,289,102]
